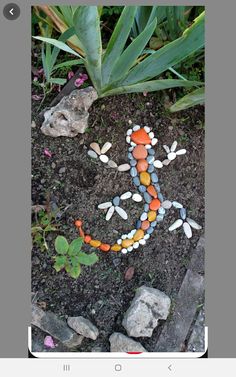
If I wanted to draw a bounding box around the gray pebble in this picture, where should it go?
[147,227,154,234]
[158,193,164,202]
[139,185,146,193]
[128,153,133,160]
[144,204,149,212]
[147,155,155,164]
[151,221,157,227]
[156,214,164,222]
[136,220,141,229]
[151,173,158,183]
[130,159,137,166]
[59,167,66,174]
[154,183,160,192]
[148,148,155,155]
[180,207,187,220]
[113,196,120,206]
[148,164,154,173]
[133,177,140,186]
[158,207,166,215]
[130,167,137,177]
[51,162,56,169]
[144,192,152,203]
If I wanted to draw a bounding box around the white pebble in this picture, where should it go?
[163,145,170,153]
[121,248,128,254]
[133,125,140,131]
[140,212,148,221]
[127,233,134,239]
[88,150,98,159]
[144,126,151,133]
[126,136,131,144]
[172,201,183,208]
[100,154,109,163]
[128,120,132,125]
[183,222,192,238]
[144,234,150,240]
[130,229,136,236]
[132,193,143,202]
[139,239,146,245]
[117,239,122,245]
[106,205,115,221]
[127,246,133,252]
[127,129,132,136]
[187,218,202,230]
[131,142,136,147]
[101,142,112,154]
[162,200,172,209]
[149,131,154,139]
[153,160,163,169]
[128,146,134,152]
[171,140,177,152]
[168,219,183,231]
[151,138,158,146]
[176,149,186,155]
[133,242,139,249]
[145,145,152,149]
[120,191,132,200]
[121,234,128,240]
[167,152,176,161]
[118,164,130,172]
[98,202,112,209]
[108,160,118,168]
[115,206,128,220]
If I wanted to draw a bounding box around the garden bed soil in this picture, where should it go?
[31,90,205,352]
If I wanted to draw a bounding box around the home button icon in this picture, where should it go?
[115,364,122,372]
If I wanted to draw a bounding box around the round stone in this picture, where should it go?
[132,145,148,160]
[111,244,122,252]
[141,220,150,230]
[147,227,154,234]
[128,152,133,160]
[144,126,151,133]
[88,150,98,159]
[108,160,118,168]
[113,196,120,206]
[154,183,160,192]
[172,201,183,209]
[128,146,134,152]
[90,142,101,155]
[133,242,139,249]
[122,239,134,248]
[127,246,133,252]
[133,125,140,131]
[151,173,158,183]
[136,159,148,173]
[156,215,164,222]
[140,172,151,186]
[132,193,143,202]
[144,192,152,203]
[158,193,164,202]
[117,239,122,245]
[149,132,154,139]
[120,191,132,200]
[151,138,158,146]
[147,185,157,198]
[148,164,155,173]
[153,160,163,169]
[126,136,131,143]
[136,220,141,229]
[90,240,101,248]
[150,198,161,211]
[140,212,148,221]
[139,239,146,245]
[131,128,151,145]
[133,229,144,241]
[100,154,109,163]
[144,204,149,212]
[151,221,157,227]
[144,234,150,240]
[148,211,156,222]
[148,148,155,155]
[130,159,137,167]
[127,129,132,136]
[121,234,128,240]
[168,152,176,161]
[121,248,128,254]
[147,155,155,164]
[133,177,140,186]
[138,185,146,193]
[130,167,138,177]
[158,207,166,215]
[162,200,172,209]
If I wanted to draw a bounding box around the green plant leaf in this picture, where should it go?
[118,11,205,86]
[101,6,137,85]
[170,87,205,112]
[77,252,98,266]
[44,224,57,232]
[100,79,203,97]
[68,237,83,256]
[69,264,81,279]
[109,18,157,84]
[53,255,67,272]
[53,59,83,70]
[33,36,82,58]
[48,78,67,85]
[73,6,102,91]
[55,236,69,254]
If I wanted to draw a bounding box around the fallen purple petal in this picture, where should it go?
[32,94,43,101]
[68,71,74,80]
[74,73,88,88]
[44,336,56,349]
[44,148,52,158]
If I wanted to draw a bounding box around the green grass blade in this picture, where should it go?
[101,6,137,85]
[73,6,102,91]
[52,59,83,71]
[119,11,205,86]
[170,87,205,112]
[109,18,157,84]
[33,36,82,57]
[100,79,203,97]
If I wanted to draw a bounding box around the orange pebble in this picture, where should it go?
[75,219,82,228]
[78,227,85,238]
[90,239,101,248]
[100,243,111,252]
[84,235,92,244]
[147,185,157,198]
[141,220,150,230]
[137,159,148,173]
[149,198,161,211]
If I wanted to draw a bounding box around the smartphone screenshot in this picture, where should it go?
[0,1,235,375]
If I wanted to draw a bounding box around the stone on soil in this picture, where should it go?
[122,286,171,338]
[67,316,99,340]
[109,332,147,352]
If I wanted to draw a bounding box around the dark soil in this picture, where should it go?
[31,89,205,352]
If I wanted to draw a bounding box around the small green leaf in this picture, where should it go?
[78,252,98,266]
[55,236,69,254]
[48,78,67,85]
[53,255,67,272]
[44,224,57,232]
[69,264,81,279]
[68,237,83,256]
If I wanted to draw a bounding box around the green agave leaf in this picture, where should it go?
[73,6,102,91]
[53,59,83,71]
[100,79,203,97]
[55,236,69,254]
[170,87,205,112]
[118,11,205,86]
[33,36,82,58]
[109,18,157,84]
[101,6,137,85]
[68,237,83,256]
[78,252,98,266]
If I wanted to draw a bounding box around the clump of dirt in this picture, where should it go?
[31,90,204,352]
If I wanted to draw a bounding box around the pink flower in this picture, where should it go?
[68,71,74,80]
[74,73,88,88]
[44,336,56,349]
[143,91,148,97]
[44,148,52,158]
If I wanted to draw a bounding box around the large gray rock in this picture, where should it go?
[32,304,83,348]
[109,333,147,352]
[67,316,99,340]
[122,286,171,338]
[41,86,98,137]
